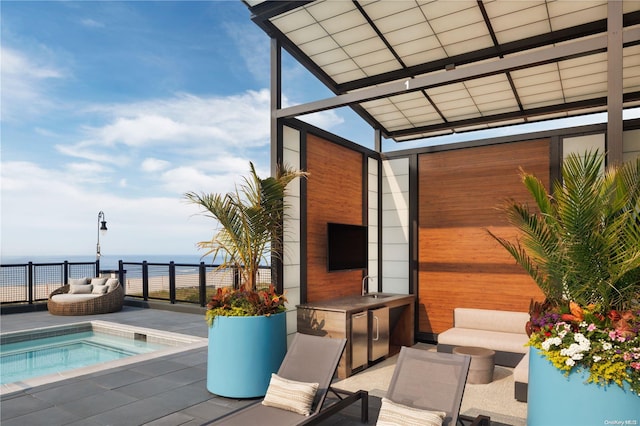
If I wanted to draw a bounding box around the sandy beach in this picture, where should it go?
[1,268,273,303]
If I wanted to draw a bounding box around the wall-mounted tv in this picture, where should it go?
[327,222,368,272]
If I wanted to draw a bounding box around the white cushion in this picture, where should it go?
[51,294,103,302]
[105,278,119,292]
[69,284,93,294]
[69,278,89,286]
[376,398,446,426]
[92,285,108,294]
[437,328,529,354]
[90,277,108,286]
[453,308,529,334]
[262,373,319,416]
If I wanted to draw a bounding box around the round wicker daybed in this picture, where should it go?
[48,280,124,316]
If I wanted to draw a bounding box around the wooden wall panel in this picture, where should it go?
[418,140,549,335]
[306,134,364,302]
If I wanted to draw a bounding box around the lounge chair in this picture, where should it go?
[48,278,124,316]
[205,333,368,425]
[380,347,490,426]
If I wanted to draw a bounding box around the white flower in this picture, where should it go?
[574,333,589,345]
[603,342,613,350]
[593,355,602,362]
[566,358,576,366]
[542,337,562,351]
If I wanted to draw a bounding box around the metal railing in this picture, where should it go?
[0,260,272,307]
[0,261,98,305]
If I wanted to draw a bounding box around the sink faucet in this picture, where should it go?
[362,275,372,296]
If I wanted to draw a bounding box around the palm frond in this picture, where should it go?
[488,149,640,310]
[185,162,308,291]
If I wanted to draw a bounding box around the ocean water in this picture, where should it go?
[1,254,216,271]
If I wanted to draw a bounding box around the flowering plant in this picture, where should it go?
[528,301,640,394]
[205,285,287,327]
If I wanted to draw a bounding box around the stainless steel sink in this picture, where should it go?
[363,294,391,299]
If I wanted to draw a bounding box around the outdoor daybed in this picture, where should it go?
[48,277,124,316]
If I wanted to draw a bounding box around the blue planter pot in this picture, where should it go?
[206,312,286,398]
[528,347,640,425]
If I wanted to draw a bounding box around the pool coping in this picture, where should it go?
[0,320,208,395]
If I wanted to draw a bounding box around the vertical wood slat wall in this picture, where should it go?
[301,131,552,335]
[417,139,549,335]
[305,134,364,302]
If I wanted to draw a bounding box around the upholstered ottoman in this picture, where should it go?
[453,346,495,384]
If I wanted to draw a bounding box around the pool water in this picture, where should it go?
[1,330,168,384]
[0,321,208,391]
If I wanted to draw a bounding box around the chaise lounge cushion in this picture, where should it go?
[377,398,446,426]
[262,373,319,415]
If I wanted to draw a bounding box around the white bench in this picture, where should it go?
[436,308,529,367]
[436,308,530,401]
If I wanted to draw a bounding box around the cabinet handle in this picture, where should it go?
[373,316,379,341]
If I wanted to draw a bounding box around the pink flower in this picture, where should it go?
[587,323,596,332]
[631,362,640,370]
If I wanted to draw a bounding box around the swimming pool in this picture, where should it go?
[0,321,207,393]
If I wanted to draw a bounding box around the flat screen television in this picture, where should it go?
[327,222,368,272]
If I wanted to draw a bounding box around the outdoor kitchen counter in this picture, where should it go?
[297,293,415,313]
[297,293,415,379]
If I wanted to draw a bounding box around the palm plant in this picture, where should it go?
[185,162,308,292]
[488,150,640,311]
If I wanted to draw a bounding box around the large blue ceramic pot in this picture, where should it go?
[206,312,287,398]
[528,347,640,425]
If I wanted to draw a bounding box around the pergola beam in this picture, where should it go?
[608,1,624,165]
[276,27,640,127]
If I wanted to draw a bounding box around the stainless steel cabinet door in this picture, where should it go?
[369,306,389,361]
[351,312,368,370]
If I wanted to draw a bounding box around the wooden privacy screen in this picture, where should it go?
[418,139,548,335]
[306,134,364,302]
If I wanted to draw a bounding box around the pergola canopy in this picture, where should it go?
[245,0,640,144]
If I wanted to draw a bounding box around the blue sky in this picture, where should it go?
[2,1,634,261]
[1,0,373,259]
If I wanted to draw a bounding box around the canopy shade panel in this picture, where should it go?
[245,0,640,142]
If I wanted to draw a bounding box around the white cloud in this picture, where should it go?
[224,21,269,85]
[159,157,249,195]
[80,18,104,28]
[55,140,131,165]
[141,158,171,172]
[298,110,345,130]
[59,90,272,160]
[160,166,222,194]
[1,44,348,257]
[0,46,66,121]
[0,161,213,256]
